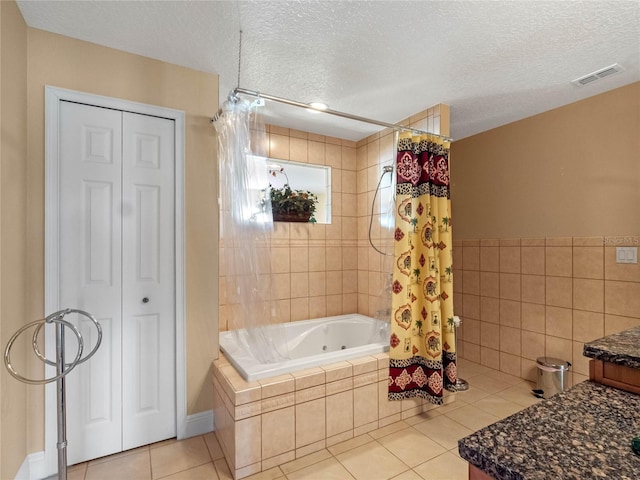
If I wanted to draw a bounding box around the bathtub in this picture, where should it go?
[219,313,390,381]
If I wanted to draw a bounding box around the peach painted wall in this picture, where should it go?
[0,1,28,477]
[219,126,358,329]
[450,83,640,383]
[450,82,640,239]
[20,27,218,462]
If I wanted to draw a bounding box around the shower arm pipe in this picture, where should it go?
[216,87,454,143]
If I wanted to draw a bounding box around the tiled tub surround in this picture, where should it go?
[212,352,455,480]
[453,236,640,386]
[458,381,640,480]
[584,325,640,368]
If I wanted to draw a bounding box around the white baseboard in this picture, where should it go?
[14,451,46,480]
[183,410,214,438]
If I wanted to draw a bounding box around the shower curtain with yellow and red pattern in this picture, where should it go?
[388,132,456,404]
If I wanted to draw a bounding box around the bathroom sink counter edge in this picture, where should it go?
[458,381,640,480]
[583,325,640,369]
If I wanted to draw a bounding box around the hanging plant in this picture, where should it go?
[269,184,318,223]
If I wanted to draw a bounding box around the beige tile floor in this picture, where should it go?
[65,359,542,480]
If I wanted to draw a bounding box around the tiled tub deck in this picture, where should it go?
[212,353,455,480]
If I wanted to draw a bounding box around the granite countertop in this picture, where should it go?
[458,381,640,480]
[583,326,640,369]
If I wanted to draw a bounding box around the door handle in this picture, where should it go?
[142,297,150,304]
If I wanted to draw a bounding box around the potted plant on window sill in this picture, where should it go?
[270,184,318,223]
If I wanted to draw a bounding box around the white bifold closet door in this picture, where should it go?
[58,101,176,464]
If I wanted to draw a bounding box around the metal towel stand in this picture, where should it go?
[4,309,102,480]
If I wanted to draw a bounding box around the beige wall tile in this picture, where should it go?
[499,300,521,328]
[463,294,480,320]
[326,271,343,295]
[480,272,500,298]
[522,302,546,334]
[499,352,521,377]
[342,146,357,171]
[572,311,604,343]
[289,137,308,163]
[521,331,545,361]
[309,296,327,318]
[270,134,290,160]
[463,319,481,344]
[546,306,572,339]
[573,246,603,279]
[500,246,521,273]
[290,273,309,298]
[521,358,537,382]
[462,270,480,295]
[463,342,481,363]
[573,278,604,313]
[290,247,309,273]
[545,276,572,308]
[342,271,357,295]
[481,347,500,370]
[604,281,640,318]
[262,406,295,459]
[296,399,326,448]
[235,416,262,468]
[521,246,545,275]
[604,314,640,335]
[291,298,309,322]
[500,326,521,356]
[480,239,500,247]
[604,246,640,281]
[323,362,353,382]
[353,383,378,427]
[545,336,573,364]
[326,294,343,316]
[308,272,327,296]
[271,247,291,273]
[462,246,480,271]
[481,297,500,324]
[500,273,521,301]
[308,141,325,165]
[308,247,326,272]
[481,322,500,349]
[546,237,573,247]
[521,238,545,247]
[521,275,545,304]
[573,237,604,247]
[480,246,499,272]
[325,143,342,169]
[546,246,572,277]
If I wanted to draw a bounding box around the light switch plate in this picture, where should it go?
[616,247,638,264]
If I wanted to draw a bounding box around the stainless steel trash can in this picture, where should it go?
[532,357,571,399]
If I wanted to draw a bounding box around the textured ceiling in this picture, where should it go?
[16,0,640,141]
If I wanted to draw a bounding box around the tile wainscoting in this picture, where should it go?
[212,353,455,480]
[453,236,640,385]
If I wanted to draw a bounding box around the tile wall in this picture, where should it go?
[453,236,640,385]
[218,126,359,330]
[219,105,450,330]
[212,352,453,479]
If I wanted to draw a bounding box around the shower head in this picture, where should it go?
[383,165,393,173]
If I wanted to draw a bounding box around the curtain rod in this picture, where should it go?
[213,87,453,142]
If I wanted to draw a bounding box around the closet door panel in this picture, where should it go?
[121,112,176,449]
[59,101,123,464]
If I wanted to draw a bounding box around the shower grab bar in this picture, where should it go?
[4,309,102,480]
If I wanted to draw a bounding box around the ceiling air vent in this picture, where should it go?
[572,63,624,86]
